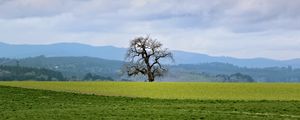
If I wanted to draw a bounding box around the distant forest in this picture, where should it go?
[168,63,300,82]
[1,56,300,82]
[0,65,113,81]
[0,65,64,81]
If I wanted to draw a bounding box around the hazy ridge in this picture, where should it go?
[1,42,300,68]
[1,56,300,82]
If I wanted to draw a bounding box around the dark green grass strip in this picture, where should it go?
[0,85,299,120]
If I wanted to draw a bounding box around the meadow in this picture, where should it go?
[0,81,300,100]
[0,85,300,120]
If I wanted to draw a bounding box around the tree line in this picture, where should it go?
[0,65,113,81]
[0,65,65,81]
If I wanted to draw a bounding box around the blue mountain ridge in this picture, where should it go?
[1,42,299,68]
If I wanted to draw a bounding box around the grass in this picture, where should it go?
[0,81,300,100]
[0,85,300,120]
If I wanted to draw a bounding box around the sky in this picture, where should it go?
[0,0,300,60]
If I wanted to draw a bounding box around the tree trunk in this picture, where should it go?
[147,72,154,82]
[144,55,155,82]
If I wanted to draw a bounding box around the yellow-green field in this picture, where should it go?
[0,81,299,100]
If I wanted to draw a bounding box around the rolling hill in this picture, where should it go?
[1,56,300,82]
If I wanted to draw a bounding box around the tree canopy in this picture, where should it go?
[124,36,173,82]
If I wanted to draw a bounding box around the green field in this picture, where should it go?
[0,85,300,120]
[0,81,300,100]
[1,81,300,119]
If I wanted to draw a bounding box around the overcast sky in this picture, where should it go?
[0,0,300,60]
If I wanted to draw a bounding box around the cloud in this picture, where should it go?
[0,0,300,59]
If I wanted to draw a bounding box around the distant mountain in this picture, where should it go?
[0,42,126,61]
[1,42,300,68]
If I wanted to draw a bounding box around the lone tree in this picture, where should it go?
[124,36,173,82]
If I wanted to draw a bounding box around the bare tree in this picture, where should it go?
[124,36,173,82]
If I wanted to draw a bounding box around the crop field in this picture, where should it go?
[0,85,300,120]
[1,81,300,119]
[0,81,300,100]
